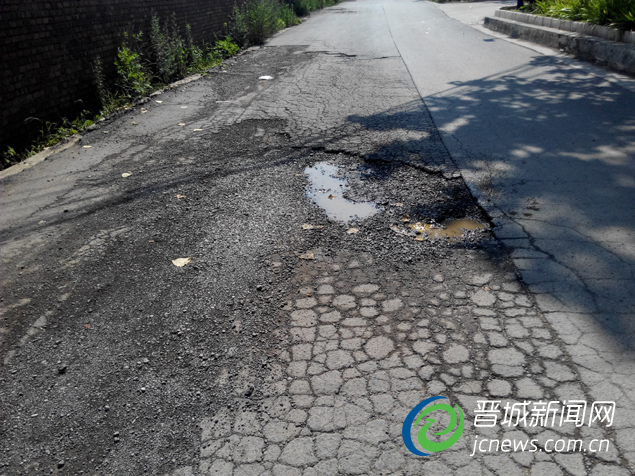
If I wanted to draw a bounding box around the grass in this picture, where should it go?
[530,0,635,30]
[2,0,340,170]
[3,113,98,169]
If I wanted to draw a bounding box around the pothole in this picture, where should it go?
[409,219,486,241]
[305,162,378,223]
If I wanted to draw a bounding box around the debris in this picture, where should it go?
[156,100,163,103]
[390,224,409,236]
[140,108,147,114]
[193,129,203,132]
[83,145,92,149]
[302,224,323,230]
[178,123,186,126]
[121,172,132,178]
[259,75,274,80]
[172,257,193,267]
[176,194,186,199]
[38,220,46,225]
[131,122,138,125]
[328,194,335,200]
[300,252,315,260]
[181,106,188,109]
[84,324,91,329]
[346,228,359,234]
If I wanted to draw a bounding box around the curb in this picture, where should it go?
[484,11,635,77]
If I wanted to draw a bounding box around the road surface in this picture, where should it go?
[1,1,634,475]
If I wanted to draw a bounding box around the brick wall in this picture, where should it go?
[0,0,238,152]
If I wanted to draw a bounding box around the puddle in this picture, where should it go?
[305,163,378,223]
[409,219,485,241]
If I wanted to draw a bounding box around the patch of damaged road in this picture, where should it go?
[0,44,628,476]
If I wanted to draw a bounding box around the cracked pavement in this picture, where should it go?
[1,1,634,475]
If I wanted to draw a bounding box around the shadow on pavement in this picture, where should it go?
[347,55,635,350]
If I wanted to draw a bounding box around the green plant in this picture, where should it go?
[533,0,635,30]
[215,36,241,58]
[286,0,338,17]
[115,35,153,98]
[149,12,191,83]
[2,111,97,169]
[92,56,108,108]
[229,0,300,46]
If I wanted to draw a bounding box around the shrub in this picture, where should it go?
[229,0,299,46]
[533,0,635,30]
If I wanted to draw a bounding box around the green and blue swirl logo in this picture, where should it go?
[402,396,464,456]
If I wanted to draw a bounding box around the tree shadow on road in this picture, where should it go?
[347,55,635,350]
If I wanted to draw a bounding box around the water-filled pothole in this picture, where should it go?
[305,162,378,223]
[409,219,486,241]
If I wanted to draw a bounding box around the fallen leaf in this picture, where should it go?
[484,286,490,291]
[131,122,138,125]
[390,224,409,236]
[402,216,410,222]
[177,194,186,199]
[300,252,315,260]
[83,145,92,149]
[156,100,163,103]
[193,129,203,132]
[346,228,359,234]
[302,224,323,230]
[172,257,193,267]
[327,194,335,200]
[84,324,91,329]
[121,172,132,178]
[178,123,186,126]
[259,75,274,80]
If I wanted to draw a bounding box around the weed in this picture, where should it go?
[533,0,635,30]
[2,112,97,169]
[230,0,299,46]
[115,34,153,98]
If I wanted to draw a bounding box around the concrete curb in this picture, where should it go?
[496,9,635,44]
[0,136,80,181]
[484,12,635,77]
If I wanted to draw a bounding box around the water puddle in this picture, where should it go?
[409,219,485,241]
[305,163,378,223]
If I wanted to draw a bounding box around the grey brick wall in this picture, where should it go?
[1,0,238,152]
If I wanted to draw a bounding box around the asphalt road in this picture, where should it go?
[1,1,634,475]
